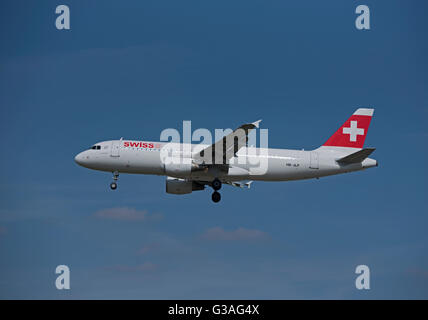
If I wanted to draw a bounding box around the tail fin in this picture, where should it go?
[322,108,374,149]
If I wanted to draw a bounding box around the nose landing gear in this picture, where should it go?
[211,178,222,203]
[110,171,119,190]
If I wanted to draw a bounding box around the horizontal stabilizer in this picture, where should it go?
[337,148,376,164]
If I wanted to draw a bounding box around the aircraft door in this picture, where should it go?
[111,139,121,157]
[310,151,319,169]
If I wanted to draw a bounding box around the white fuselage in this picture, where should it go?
[74,140,377,182]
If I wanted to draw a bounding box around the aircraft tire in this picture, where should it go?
[212,178,222,191]
[211,191,221,203]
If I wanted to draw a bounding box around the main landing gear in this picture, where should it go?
[211,191,221,203]
[211,178,222,203]
[110,171,119,190]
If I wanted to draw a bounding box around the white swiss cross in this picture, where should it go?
[342,121,364,142]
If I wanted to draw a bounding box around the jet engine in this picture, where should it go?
[166,177,205,194]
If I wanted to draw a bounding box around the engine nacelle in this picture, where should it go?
[166,177,205,195]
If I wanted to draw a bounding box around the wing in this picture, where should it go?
[193,120,262,165]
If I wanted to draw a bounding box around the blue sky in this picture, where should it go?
[0,0,427,299]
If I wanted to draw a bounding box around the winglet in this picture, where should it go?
[252,119,262,128]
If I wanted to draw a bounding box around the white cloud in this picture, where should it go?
[137,243,160,255]
[201,227,269,242]
[94,207,162,221]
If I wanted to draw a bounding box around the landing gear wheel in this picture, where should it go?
[110,171,119,190]
[212,191,221,203]
[212,178,222,191]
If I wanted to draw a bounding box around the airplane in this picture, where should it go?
[74,108,377,202]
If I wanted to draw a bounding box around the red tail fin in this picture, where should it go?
[323,108,374,149]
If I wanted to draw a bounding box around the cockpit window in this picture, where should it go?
[90,145,101,150]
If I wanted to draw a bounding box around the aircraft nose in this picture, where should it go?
[74,152,85,166]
